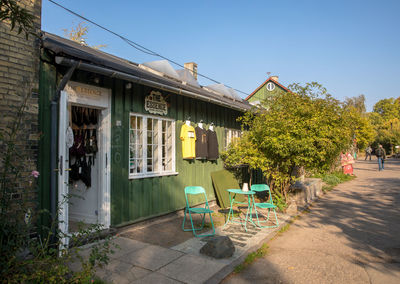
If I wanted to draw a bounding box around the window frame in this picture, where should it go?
[224,128,242,150]
[129,112,177,179]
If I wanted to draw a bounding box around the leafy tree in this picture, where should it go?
[342,95,375,151]
[374,118,400,153]
[222,83,353,204]
[368,111,384,127]
[371,97,400,153]
[0,0,34,38]
[373,98,400,121]
[63,21,107,50]
[344,94,366,114]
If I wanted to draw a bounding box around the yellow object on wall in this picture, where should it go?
[180,124,196,159]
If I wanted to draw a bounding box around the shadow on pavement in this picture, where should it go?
[297,159,400,272]
[223,158,400,283]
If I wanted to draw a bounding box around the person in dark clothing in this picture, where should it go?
[375,144,386,171]
[365,146,372,160]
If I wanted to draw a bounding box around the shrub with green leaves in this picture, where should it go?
[222,82,356,204]
[322,175,341,186]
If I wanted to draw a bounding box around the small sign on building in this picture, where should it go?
[145,90,168,115]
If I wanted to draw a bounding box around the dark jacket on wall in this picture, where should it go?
[207,129,219,160]
[195,126,208,159]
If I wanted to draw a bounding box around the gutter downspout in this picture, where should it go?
[50,61,79,224]
[54,56,250,112]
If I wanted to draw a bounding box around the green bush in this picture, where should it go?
[322,175,341,186]
[314,170,355,187]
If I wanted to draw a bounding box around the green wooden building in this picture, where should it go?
[245,76,291,184]
[245,76,289,105]
[38,32,250,238]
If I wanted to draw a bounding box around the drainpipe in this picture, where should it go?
[50,62,79,223]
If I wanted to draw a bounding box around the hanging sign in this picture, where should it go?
[145,90,168,115]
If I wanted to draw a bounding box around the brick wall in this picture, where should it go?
[0,0,42,208]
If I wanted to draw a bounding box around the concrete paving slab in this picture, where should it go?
[95,259,152,282]
[120,244,184,271]
[120,216,196,248]
[96,265,151,284]
[158,254,226,284]
[111,237,149,259]
[172,214,290,266]
[131,272,184,284]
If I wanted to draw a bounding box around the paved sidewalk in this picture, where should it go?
[93,212,292,284]
[222,158,400,284]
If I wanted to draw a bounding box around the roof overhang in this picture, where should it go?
[41,32,251,112]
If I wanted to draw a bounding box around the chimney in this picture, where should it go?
[271,75,279,82]
[184,62,198,80]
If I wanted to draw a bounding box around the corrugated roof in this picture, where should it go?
[41,32,251,111]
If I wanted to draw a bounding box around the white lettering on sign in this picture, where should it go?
[145,91,168,115]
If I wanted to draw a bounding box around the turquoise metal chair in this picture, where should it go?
[250,184,279,228]
[182,186,215,237]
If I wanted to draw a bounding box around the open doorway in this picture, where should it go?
[58,83,111,244]
[68,105,102,232]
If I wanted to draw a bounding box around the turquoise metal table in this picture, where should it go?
[224,189,256,232]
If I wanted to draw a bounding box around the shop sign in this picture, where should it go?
[145,91,168,115]
[65,82,110,109]
[73,85,102,96]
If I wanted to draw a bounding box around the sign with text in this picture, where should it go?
[145,91,168,115]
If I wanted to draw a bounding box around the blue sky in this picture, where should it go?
[42,0,400,111]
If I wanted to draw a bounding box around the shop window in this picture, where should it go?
[129,114,176,178]
[225,128,242,150]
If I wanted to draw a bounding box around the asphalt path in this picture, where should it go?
[222,157,400,284]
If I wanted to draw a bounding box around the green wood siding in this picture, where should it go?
[247,81,287,104]
[38,60,57,228]
[110,80,242,226]
[39,64,243,227]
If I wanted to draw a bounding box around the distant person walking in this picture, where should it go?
[376,145,386,171]
[365,146,372,160]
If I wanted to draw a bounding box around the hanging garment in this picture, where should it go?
[84,129,92,154]
[69,158,82,181]
[195,126,208,159]
[90,109,98,125]
[66,126,74,148]
[72,106,84,127]
[207,129,219,160]
[83,108,91,125]
[70,130,85,157]
[89,129,98,154]
[180,124,196,159]
[80,157,92,188]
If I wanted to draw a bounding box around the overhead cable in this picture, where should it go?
[47,0,250,96]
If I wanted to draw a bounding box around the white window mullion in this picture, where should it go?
[143,117,147,174]
[172,121,176,172]
[158,120,162,173]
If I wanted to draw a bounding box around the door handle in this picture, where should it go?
[59,155,63,175]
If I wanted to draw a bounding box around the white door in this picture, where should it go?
[58,90,70,247]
